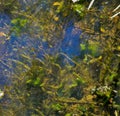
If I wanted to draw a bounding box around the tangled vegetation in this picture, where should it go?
[0,0,120,116]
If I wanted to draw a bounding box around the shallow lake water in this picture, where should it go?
[0,13,82,86]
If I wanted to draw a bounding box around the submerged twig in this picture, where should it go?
[55,98,95,104]
[58,52,80,66]
[0,60,10,68]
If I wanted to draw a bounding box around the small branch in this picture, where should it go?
[88,0,95,10]
[110,12,120,19]
[113,4,120,12]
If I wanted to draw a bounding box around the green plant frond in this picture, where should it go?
[11,59,30,70]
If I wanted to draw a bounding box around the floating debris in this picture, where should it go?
[72,0,79,3]
[0,89,4,99]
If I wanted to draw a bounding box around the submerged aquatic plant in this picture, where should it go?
[0,0,120,116]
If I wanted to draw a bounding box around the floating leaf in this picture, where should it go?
[33,78,41,86]
[109,73,117,82]
[100,27,105,33]
[53,2,61,6]
[80,43,86,51]
[26,79,32,84]
[0,32,6,37]
[73,4,85,17]
[52,103,63,111]
[53,16,59,21]
[89,56,102,64]
[65,113,71,116]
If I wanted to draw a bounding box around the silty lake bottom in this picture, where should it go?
[0,13,82,86]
